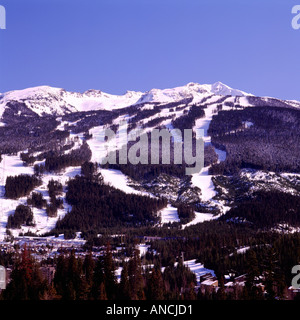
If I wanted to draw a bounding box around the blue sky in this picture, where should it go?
[0,0,300,100]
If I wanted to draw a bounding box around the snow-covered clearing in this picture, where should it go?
[0,150,82,240]
[181,211,217,229]
[100,168,147,195]
[159,204,180,224]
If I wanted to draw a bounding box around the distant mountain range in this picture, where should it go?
[0,81,252,117]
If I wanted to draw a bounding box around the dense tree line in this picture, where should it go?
[21,137,73,166]
[208,106,300,174]
[5,174,42,199]
[104,126,207,182]
[27,192,47,209]
[129,107,162,124]
[45,142,92,172]
[48,179,63,198]
[107,162,187,181]
[46,180,64,218]
[143,115,173,129]
[204,144,218,167]
[1,243,197,300]
[81,161,103,182]
[220,190,300,229]
[171,104,205,131]
[61,109,115,134]
[176,204,195,224]
[6,205,34,229]
[51,174,167,235]
[0,103,67,154]
[146,222,300,299]
[2,246,50,300]
[2,223,300,300]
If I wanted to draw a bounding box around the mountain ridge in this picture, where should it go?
[0,81,252,118]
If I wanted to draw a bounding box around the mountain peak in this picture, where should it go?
[210,81,251,96]
[0,81,252,118]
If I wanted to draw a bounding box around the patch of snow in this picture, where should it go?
[214,147,227,162]
[181,211,217,229]
[183,259,216,285]
[137,244,150,257]
[192,167,217,202]
[161,259,216,286]
[100,168,145,195]
[159,204,180,224]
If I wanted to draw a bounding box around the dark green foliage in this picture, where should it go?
[221,191,300,229]
[46,203,58,218]
[204,144,218,167]
[81,161,103,183]
[3,247,50,300]
[46,179,64,218]
[27,192,47,208]
[0,105,61,154]
[47,179,63,198]
[61,109,115,134]
[5,174,41,199]
[171,104,205,131]
[208,106,300,174]
[7,205,34,229]
[145,266,164,300]
[53,250,85,300]
[118,262,131,300]
[45,142,92,172]
[81,161,98,178]
[33,163,45,176]
[162,261,196,300]
[177,204,195,224]
[127,247,145,300]
[52,175,167,234]
[20,152,36,166]
[107,162,187,181]
[143,115,173,128]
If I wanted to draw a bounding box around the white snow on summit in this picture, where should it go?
[0,86,144,117]
[135,81,251,105]
[0,82,251,118]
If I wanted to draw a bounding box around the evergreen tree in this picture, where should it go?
[263,248,285,300]
[243,251,263,300]
[53,250,84,300]
[103,244,117,300]
[91,255,105,300]
[53,253,68,298]
[83,251,95,288]
[4,246,49,300]
[146,266,164,300]
[128,248,145,300]
[119,261,131,300]
[215,276,226,300]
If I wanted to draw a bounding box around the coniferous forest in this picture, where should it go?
[1,228,300,301]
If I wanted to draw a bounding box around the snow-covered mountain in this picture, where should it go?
[136,81,251,105]
[0,86,144,118]
[0,79,300,240]
[0,81,251,118]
